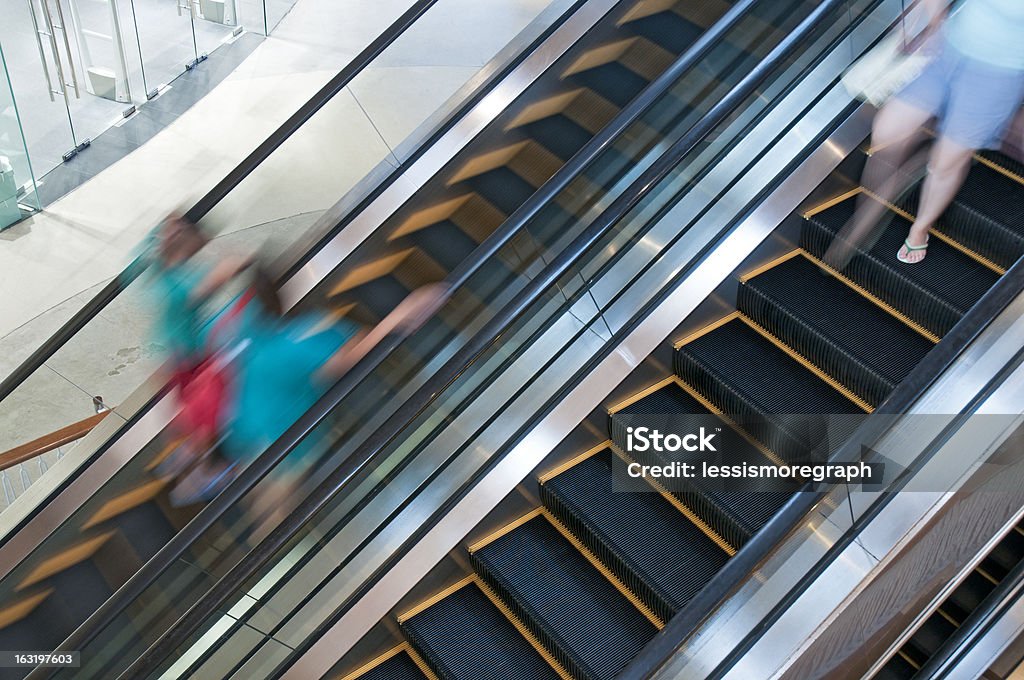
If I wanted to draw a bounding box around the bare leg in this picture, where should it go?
[824,99,932,268]
[897,136,975,263]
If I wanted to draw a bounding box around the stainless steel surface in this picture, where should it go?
[0,0,612,582]
[281,55,876,680]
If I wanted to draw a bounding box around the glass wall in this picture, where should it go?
[0,0,297,218]
[0,40,40,230]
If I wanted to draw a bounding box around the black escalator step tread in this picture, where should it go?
[607,381,784,547]
[876,653,920,680]
[521,116,594,163]
[541,449,729,622]
[568,63,649,108]
[945,570,997,621]
[897,169,1024,270]
[471,515,658,680]
[343,277,412,320]
[739,254,934,407]
[463,168,538,215]
[990,530,1024,572]
[404,220,480,272]
[354,651,428,680]
[608,379,709,449]
[401,582,560,680]
[675,318,862,462]
[802,200,998,337]
[906,612,957,660]
[625,12,704,54]
[979,150,1024,181]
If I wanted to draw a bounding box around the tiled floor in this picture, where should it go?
[0,0,560,454]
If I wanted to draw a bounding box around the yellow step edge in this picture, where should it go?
[447,141,531,186]
[738,315,874,414]
[936,607,960,628]
[504,89,586,131]
[977,566,1000,586]
[617,0,678,24]
[801,186,862,219]
[975,153,1024,187]
[0,589,53,629]
[389,194,474,241]
[861,187,1005,275]
[144,436,187,472]
[799,250,940,343]
[672,310,743,350]
[396,575,477,623]
[337,642,438,680]
[611,445,736,556]
[538,442,608,483]
[606,376,678,416]
[82,478,170,529]
[474,576,574,680]
[330,249,418,296]
[468,507,545,554]
[17,531,117,590]
[561,37,639,78]
[738,249,804,283]
[541,510,665,630]
[898,649,922,670]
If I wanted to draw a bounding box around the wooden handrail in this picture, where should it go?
[0,412,109,472]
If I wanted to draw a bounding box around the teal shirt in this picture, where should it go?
[223,304,360,469]
[947,0,1024,71]
[148,261,208,359]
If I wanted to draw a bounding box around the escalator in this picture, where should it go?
[0,0,815,669]
[875,520,1024,679]
[329,147,1024,679]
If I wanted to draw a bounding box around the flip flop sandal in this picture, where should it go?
[897,238,929,264]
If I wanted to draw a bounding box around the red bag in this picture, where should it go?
[175,293,251,446]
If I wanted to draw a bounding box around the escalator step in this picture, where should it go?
[739,253,934,408]
[875,652,920,680]
[401,581,561,680]
[945,570,997,622]
[540,448,730,622]
[608,381,790,548]
[404,220,481,272]
[350,650,428,680]
[802,199,998,337]
[905,611,957,661]
[624,10,705,55]
[462,167,539,216]
[898,161,1024,270]
[471,514,657,680]
[520,116,594,163]
[987,529,1024,574]
[675,318,863,463]
[567,62,650,108]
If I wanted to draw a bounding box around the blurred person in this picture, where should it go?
[827,0,1024,267]
[142,212,250,472]
[170,264,447,525]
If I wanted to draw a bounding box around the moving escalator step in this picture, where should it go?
[674,316,866,463]
[738,252,935,408]
[904,612,958,662]
[873,651,920,680]
[399,578,563,680]
[539,447,731,623]
[607,380,789,549]
[897,159,1024,270]
[470,513,658,680]
[801,195,1000,337]
[943,570,998,623]
[342,645,431,680]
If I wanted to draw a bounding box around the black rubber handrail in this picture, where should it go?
[0,0,441,406]
[914,540,1024,678]
[98,1,859,677]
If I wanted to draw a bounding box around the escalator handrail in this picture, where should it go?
[102,1,864,676]
[0,0,442,406]
[913,542,1024,678]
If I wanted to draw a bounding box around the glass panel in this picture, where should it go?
[126,0,199,99]
[0,0,79,177]
[0,40,40,227]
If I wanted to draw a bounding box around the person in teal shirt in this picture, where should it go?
[170,264,445,524]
